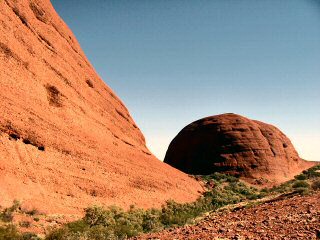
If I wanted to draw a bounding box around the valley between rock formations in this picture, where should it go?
[0,0,319,240]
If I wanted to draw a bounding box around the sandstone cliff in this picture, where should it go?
[0,0,202,214]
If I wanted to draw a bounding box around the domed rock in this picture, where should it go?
[164,113,315,184]
[0,0,201,214]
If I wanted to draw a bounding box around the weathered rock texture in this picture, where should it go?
[164,113,315,183]
[0,0,202,214]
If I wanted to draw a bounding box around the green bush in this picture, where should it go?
[45,173,267,239]
[201,172,238,183]
[142,209,162,232]
[0,225,21,240]
[294,187,310,195]
[292,180,310,189]
[47,205,159,239]
[225,182,260,199]
[21,233,41,240]
[302,165,320,179]
[17,168,320,239]
[0,225,40,240]
[294,174,307,180]
[160,199,209,227]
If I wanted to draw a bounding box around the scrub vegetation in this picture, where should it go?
[0,165,319,240]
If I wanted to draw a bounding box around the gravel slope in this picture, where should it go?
[135,192,320,240]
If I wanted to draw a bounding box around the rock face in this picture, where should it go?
[0,0,201,214]
[164,113,315,183]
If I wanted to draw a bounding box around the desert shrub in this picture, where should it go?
[86,225,116,240]
[45,228,68,240]
[295,187,310,195]
[112,206,144,238]
[47,205,152,239]
[160,198,210,227]
[46,212,116,239]
[141,209,162,232]
[311,180,320,190]
[44,169,320,239]
[85,205,144,237]
[65,220,89,233]
[205,180,263,209]
[225,182,260,199]
[292,180,310,189]
[0,200,20,222]
[4,168,320,240]
[302,165,320,179]
[206,187,241,208]
[201,172,238,183]
[295,174,307,180]
[84,206,117,227]
[0,225,39,240]
[0,225,21,240]
[45,226,99,240]
[46,197,212,239]
[19,221,31,228]
[21,233,40,240]
[24,209,39,216]
[269,180,294,193]
[45,228,82,240]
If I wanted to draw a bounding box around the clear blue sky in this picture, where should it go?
[51,0,320,161]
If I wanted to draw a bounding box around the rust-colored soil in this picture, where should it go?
[135,192,320,240]
[0,0,202,215]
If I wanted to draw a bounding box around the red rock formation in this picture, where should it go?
[0,0,202,214]
[164,113,315,184]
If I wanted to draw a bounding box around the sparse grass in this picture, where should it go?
[1,164,319,240]
[0,200,20,222]
[0,201,42,240]
[292,180,310,189]
[44,173,266,240]
[301,165,320,179]
[0,225,40,240]
[270,164,320,195]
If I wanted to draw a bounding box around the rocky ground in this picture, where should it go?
[135,192,320,240]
